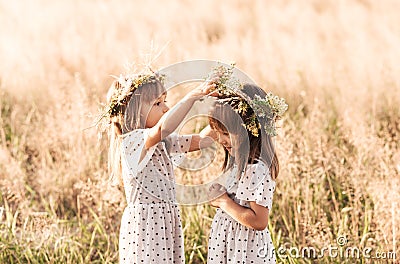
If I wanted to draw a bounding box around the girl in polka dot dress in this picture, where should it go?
[207,84,287,263]
[104,73,215,263]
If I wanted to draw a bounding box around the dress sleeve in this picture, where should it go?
[235,161,276,210]
[163,133,192,165]
[121,129,157,176]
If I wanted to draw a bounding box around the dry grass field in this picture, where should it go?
[0,0,399,263]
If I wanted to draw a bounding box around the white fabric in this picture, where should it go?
[121,129,155,176]
[119,129,192,263]
[232,161,275,210]
[208,161,276,263]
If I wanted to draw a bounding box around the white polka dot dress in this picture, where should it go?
[208,161,276,263]
[119,129,192,263]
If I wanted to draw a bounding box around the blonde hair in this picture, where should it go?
[106,79,165,187]
[209,84,279,180]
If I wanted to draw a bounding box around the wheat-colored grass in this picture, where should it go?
[0,0,399,263]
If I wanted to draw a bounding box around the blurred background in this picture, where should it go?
[0,0,399,263]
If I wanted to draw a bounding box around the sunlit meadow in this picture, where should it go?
[0,0,399,263]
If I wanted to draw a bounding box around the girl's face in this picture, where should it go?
[141,93,169,128]
[215,129,236,157]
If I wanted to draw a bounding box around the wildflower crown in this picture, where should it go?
[107,73,165,118]
[94,72,164,134]
[208,63,288,137]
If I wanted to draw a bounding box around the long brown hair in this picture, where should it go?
[209,84,279,180]
[106,79,165,186]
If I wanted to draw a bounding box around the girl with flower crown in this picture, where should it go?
[207,81,288,263]
[103,72,215,263]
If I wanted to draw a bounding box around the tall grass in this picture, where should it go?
[1,0,399,263]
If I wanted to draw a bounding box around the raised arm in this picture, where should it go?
[145,83,215,149]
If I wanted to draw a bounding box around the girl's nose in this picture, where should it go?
[163,105,169,113]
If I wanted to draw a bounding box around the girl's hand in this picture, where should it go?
[205,76,221,97]
[187,81,218,100]
[208,183,228,208]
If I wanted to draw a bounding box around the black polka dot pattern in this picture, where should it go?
[119,129,192,263]
[208,161,276,263]
[233,161,275,210]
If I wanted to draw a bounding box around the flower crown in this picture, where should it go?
[94,72,165,133]
[100,72,164,118]
[207,63,288,137]
[108,73,164,117]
